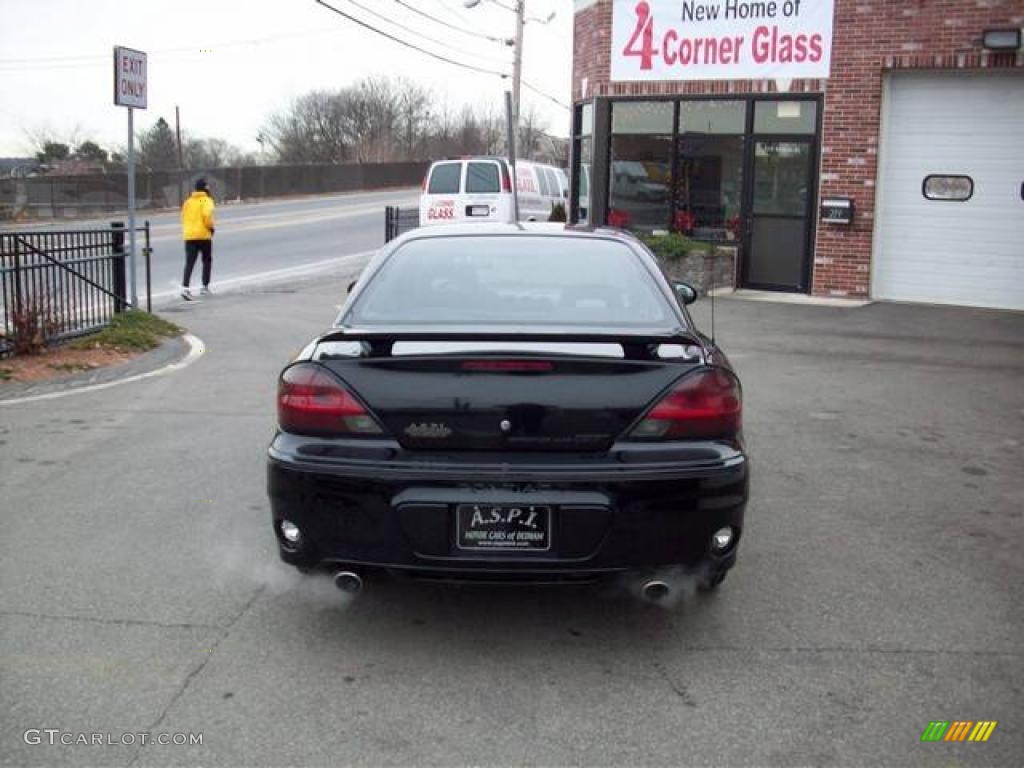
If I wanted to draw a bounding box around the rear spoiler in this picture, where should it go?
[316,328,706,359]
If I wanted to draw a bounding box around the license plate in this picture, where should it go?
[467,205,491,217]
[456,504,550,551]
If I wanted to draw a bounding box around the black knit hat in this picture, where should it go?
[194,177,209,192]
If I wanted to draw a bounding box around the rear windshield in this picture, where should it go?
[466,162,500,193]
[427,163,461,194]
[348,236,676,327]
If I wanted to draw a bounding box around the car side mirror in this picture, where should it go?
[673,280,698,305]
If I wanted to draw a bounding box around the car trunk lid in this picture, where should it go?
[316,336,702,452]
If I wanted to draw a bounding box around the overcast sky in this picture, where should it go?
[0,0,571,158]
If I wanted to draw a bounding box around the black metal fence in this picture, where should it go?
[0,222,151,356]
[385,206,420,242]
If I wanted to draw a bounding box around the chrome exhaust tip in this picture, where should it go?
[642,579,670,601]
[333,570,363,595]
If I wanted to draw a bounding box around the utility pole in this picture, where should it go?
[511,0,524,130]
[464,0,553,155]
[175,105,184,205]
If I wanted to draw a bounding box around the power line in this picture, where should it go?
[339,0,511,67]
[313,0,510,78]
[392,0,509,44]
[435,0,479,27]
[0,29,340,66]
[481,0,517,12]
[521,79,570,110]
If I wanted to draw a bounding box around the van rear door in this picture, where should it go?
[462,159,509,223]
[420,161,463,226]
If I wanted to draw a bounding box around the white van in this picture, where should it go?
[419,157,567,227]
[513,161,569,221]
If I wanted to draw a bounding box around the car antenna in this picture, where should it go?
[707,241,716,345]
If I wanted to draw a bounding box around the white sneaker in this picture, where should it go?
[200,286,212,296]
[181,287,193,301]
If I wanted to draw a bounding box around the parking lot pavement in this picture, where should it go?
[1,274,1021,767]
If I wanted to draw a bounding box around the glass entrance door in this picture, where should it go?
[743,140,815,290]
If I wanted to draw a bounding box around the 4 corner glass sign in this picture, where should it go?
[611,0,835,82]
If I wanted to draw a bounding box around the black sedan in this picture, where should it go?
[267,223,747,599]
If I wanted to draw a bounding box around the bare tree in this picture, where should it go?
[260,75,566,166]
[264,90,351,164]
[183,137,257,169]
[516,106,548,162]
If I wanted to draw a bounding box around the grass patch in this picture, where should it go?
[69,310,182,352]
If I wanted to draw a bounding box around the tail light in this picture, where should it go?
[421,172,429,192]
[277,363,383,436]
[628,369,741,440]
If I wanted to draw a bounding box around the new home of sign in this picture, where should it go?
[610,0,835,81]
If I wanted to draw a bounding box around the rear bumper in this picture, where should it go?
[267,434,748,582]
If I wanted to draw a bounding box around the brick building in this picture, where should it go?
[570,0,1023,309]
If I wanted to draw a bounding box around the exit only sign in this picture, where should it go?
[113,46,147,109]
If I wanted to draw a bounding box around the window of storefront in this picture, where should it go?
[572,94,821,291]
[753,100,818,134]
[608,102,674,230]
[676,100,746,241]
[571,103,594,223]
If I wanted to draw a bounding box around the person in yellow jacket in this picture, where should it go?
[180,178,216,301]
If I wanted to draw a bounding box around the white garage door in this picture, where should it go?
[873,71,1024,310]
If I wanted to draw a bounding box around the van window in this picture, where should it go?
[536,167,553,197]
[542,168,563,198]
[427,163,461,194]
[466,162,500,194]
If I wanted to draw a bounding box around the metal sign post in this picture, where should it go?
[113,46,147,308]
[505,91,519,224]
[127,107,137,307]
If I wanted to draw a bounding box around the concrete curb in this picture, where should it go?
[0,333,205,405]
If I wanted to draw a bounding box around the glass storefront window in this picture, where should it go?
[612,101,674,134]
[576,136,592,223]
[609,135,673,231]
[752,142,811,215]
[580,103,594,136]
[674,135,745,241]
[753,100,817,134]
[679,100,746,135]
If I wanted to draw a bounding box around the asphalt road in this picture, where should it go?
[0,265,1022,766]
[7,188,420,300]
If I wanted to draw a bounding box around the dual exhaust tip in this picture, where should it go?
[332,570,363,594]
[641,579,671,602]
